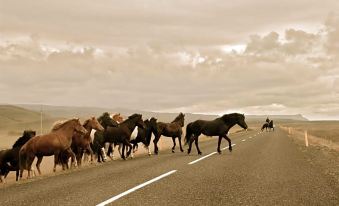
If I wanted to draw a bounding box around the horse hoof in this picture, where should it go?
[180,149,184,152]
[198,152,202,155]
[229,147,232,152]
[217,150,222,154]
[172,150,175,153]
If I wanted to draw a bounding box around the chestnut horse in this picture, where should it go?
[19,118,87,179]
[153,113,185,154]
[58,117,104,168]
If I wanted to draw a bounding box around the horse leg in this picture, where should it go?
[187,135,195,155]
[106,143,114,159]
[76,148,82,166]
[16,170,19,181]
[66,148,77,169]
[97,148,102,163]
[217,136,222,154]
[178,135,184,152]
[120,144,126,160]
[223,135,232,152]
[133,143,138,153]
[153,135,160,155]
[53,152,59,172]
[125,141,133,159]
[171,137,176,153]
[36,156,43,175]
[118,144,124,159]
[87,146,94,163]
[147,146,152,156]
[194,136,202,155]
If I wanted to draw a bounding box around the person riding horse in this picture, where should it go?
[266,117,270,123]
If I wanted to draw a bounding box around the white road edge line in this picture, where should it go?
[188,152,217,165]
[221,143,236,151]
[96,170,177,206]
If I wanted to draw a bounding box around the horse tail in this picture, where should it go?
[185,123,193,145]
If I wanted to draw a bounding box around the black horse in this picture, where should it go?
[92,112,119,162]
[185,113,248,155]
[0,130,36,182]
[102,114,145,160]
[153,113,185,154]
[129,117,158,156]
[261,120,274,132]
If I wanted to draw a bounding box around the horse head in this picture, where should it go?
[112,113,124,124]
[12,130,36,148]
[88,117,104,131]
[237,113,248,130]
[146,117,158,144]
[73,118,88,134]
[172,113,185,127]
[98,112,119,129]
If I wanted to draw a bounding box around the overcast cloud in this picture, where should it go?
[0,0,339,119]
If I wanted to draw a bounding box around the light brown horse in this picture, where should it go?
[59,117,104,168]
[112,113,124,123]
[19,118,87,179]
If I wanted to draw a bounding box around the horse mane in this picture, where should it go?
[12,130,36,148]
[118,114,141,124]
[220,113,242,123]
[171,113,184,123]
[51,118,77,131]
[128,113,141,120]
[83,119,90,127]
[98,112,110,121]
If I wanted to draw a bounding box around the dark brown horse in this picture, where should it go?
[153,113,185,154]
[185,113,248,155]
[58,117,104,169]
[130,117,158,156]
[92,112,119,162]
[19,118,87,179]
[0,130,36,183]
[103,114,145,160]
[261,120,274,132]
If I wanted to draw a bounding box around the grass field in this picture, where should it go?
[281,121,339,143]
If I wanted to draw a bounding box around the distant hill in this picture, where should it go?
[0,105,45,128]
[16,104,218,123]
[16,104,308,122]
[246,114,308,121]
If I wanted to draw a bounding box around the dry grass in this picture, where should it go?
[280,121,339,151]
[281,121,339,143]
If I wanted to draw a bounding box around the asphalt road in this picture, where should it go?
[0,128,338,205]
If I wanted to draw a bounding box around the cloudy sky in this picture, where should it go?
[1,0,339,120]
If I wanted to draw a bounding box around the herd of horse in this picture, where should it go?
[0,112,249,183]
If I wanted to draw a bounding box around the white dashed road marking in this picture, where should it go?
[96,170,177,206]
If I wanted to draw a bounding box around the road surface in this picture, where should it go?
[0,128,338,205]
